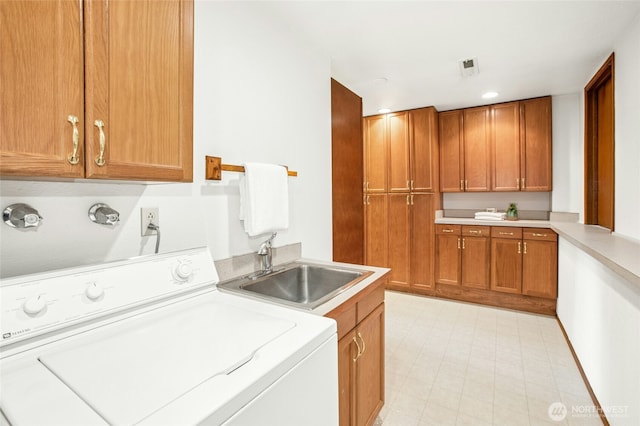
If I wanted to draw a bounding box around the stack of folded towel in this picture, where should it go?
[474,211,506,221]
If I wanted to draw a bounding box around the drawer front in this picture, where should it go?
[326,302,357,340]
[523,228,557,242]
[462,225,490,237]
[436,224,461,235]
[491,227,523,239]
[357,281,385,323]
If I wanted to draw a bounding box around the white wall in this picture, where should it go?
[557,239,640,426]
[0,1,333,278]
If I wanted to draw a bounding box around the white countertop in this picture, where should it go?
[435,217,551,228]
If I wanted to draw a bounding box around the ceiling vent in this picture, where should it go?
[459,57,479,77]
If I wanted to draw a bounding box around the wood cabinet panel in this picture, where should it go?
[411,194,435,290]
[435,232,461,286]
[388,194,411,289]
[388,112,410,192]
[521,97,552,191]
[355,304,384,426]
[410,108,438,192]
[522,239,558,299]
[461,234,490,289]
[363,115,387,193]
[491,102,521,191]
[337,329,356,426]
[491,238,523,294]
[364,194,388,268]
[84,0,193,181]
[439,110,463,192]
[0,0,85,178]
[331,79,364,264]
[463,106,491,191]
[490,227,523,239]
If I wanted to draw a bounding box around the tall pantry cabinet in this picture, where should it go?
[0,0,193,182]
[363,107,440,292]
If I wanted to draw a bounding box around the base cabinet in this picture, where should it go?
[326,279,386,426]
[435,225,490,289]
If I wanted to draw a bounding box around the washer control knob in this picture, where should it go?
[173,262,193,282]
[23,295,47,315]
[85,282,104,300]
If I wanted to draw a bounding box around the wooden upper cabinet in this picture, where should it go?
[0,0,193,182]
[491,102,521,191]
[0,0,85,178]
[363,115,387,193]
[84,0,193,181]
[387,112,410,192]
[463,106,491,191]
[439,110,463,192]
[409,107,438,192]
[521,97,552,191]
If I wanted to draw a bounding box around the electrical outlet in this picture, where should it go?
[141,207,159,236]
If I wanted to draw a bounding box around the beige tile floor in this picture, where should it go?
[378,291,603,426]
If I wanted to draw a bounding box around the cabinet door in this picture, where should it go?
[522,239,557,298]
[435,233,461,286]
[388,194,411,289]
[461,236,490,289]
[388,112,410,192]
[0,0,85,178]
[410,108,438,192]
[463,106,491,191]
[439,110,463,192]
[84,0,193,181]
[411,194,435,290]
[363,115,387,193]
[521,97,552,191]
[355,304,384,426]
[490,238,522,293]
[364,194,388,268]
[491,102,521,191]
[337,330,357,426]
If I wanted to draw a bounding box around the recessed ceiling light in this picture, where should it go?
[482,91,499,99]
[378,108,391,113]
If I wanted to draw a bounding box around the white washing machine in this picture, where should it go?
[0,248,338,425]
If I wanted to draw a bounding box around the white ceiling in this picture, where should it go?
[265,1,640,115]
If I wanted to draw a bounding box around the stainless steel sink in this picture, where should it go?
[218,263,371,309]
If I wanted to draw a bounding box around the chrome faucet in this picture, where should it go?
[257,232,277,274]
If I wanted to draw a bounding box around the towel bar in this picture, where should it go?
[205,156,297,181]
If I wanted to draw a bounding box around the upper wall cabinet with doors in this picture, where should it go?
[0,0,194,182]
[439,96,552,192]
[363,107,438,194]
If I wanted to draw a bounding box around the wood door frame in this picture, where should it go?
[584,53,615,229]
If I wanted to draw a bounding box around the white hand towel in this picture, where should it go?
[239,162,289,236]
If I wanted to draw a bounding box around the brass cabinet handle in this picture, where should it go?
[94,119,106,166]
[460,180,464,191]
[366,195,370,205]
[358,332,366,356]
[462,238,466,249]
[442,229,455,233]
[516,178,520,190]
[523,241,527,254]
[410,194,414,205]
[352,335,362,362]
[532,233,547,237]
[410,180,414,191]
[499,231,514,236]
[469,230,480,234]
[407,195,410,205]
[457,237,461,249]
[67,115,80,165]
[465,180,468,190]
[522,178,525,190]
[518,241,521,254]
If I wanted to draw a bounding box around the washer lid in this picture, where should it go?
[39,298,295,426]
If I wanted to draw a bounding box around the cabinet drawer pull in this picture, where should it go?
[67,115,80,165]
[457,238,461,249]
[469,230,480,234]
[94,119,106,166]
[522,178,526,189]
[442,229,455,233]
[460,180,464,191]
[516,178,520,190]
[532,233,548,237]
[518,241,521,254]
[358,332,366,356]
[352,335,362,362]
[499,231,514,236]
[462,238,465,249]
[523,241,527,254]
